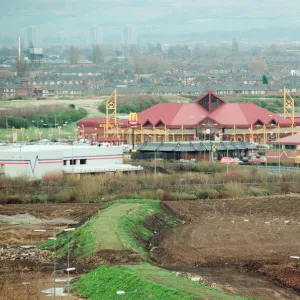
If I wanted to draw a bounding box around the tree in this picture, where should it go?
[15,57,28,77]
[248,60,267,73]
[66,46,79,64]
[129,54,167,76]
[231,38,239,55]
[262,75,268,84]
[91,44,104,64]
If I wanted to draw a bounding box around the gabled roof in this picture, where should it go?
[138,103,207,127]
[209,102,287,128]
[138,92,292,128]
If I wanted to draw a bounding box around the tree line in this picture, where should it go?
[0,107,87,129]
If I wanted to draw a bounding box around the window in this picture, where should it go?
[63,160,67,165]
[70,159,76,165]
[80,159,87,165]
[285,145,296,150]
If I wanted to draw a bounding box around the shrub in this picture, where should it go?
[280,183,291,194]
[197,189,219,199]
[47,195,57,203]
[6,197,23,204]
[225,183,246,198]
[31,195,41,203]
[248,187,270,197]
[162,190,175,201]
[172,192,198,200]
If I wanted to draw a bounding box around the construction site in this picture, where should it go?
[1,195,300,299]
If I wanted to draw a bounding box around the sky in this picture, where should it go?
[1,0,300,45]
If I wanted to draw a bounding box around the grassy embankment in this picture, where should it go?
[40,199,254,300]
[39,199,174,259]
[73,263,254,300]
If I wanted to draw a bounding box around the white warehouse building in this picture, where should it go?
[0,144,142,179]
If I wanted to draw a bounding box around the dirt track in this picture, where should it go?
[154,195,300,299]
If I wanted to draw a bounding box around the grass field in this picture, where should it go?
[0,122,78,141]
[72,263,254,300]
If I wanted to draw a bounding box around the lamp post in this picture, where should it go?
[58,126,62,140]
[34,229,57,300]
[32,119,44,129]
[81,125,85,140]
[116,290,147,300]
[51,267,76,298]
[63,228,76,300]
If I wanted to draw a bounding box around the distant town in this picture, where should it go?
[2,26,300,100]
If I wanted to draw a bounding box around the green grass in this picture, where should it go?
[39,214,96,257]
[0,122,78,141]
[72,263,255,300]
[39,199,178,259]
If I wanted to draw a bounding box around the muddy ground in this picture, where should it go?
[2,198,300,299]
[153,195,300,299]
[0,203,102,299]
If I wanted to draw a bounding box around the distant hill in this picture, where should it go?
[1,0,300,44]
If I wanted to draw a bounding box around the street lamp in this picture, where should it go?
[63,228,76,300]
[34,229,57,299]
[116,290,147,300]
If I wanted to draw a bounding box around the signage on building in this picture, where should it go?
[269,135,276,141]
[128,112,138,128]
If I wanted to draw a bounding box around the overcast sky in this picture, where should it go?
[1,0,300,43]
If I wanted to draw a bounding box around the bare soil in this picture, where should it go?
[153,196,300,299]
[0,203,102,299]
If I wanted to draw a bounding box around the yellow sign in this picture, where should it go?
[108,102,115,109]
[211,144,217,152]
[129,112,138,123]
[100,124,114,128]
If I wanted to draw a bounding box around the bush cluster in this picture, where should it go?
[0,107,88,129]
[1,165,300,204]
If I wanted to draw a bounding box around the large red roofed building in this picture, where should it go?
[137,92,297,143]
[77,92,298,144]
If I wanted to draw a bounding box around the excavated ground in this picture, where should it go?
[0,203,102,299]
[152,196,300,299]
[2,198,300,299]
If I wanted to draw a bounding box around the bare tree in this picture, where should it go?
[15,57,28,77]
[66,46,79,64]
[91,44,104,64]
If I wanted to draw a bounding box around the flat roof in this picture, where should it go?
[0,144,122,153]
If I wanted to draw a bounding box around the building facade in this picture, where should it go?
[0,144,142,179]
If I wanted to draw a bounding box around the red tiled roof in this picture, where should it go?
[270,133,300,145]
[138,92,298,129]
[209,103,288,128]
[138,103,208,127]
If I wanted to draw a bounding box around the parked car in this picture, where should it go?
[233,157,244,165]
[220,157,236,164]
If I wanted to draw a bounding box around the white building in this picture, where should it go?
[0,144,142,179]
